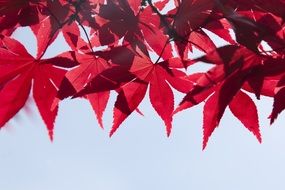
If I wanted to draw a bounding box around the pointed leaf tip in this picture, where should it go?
[48,130,54,142]
[109,124,118,137]
[88,92,110,129]
[166,120,172,137]
[135,108,144,116]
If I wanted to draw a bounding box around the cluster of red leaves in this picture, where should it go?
[1,0,285,148]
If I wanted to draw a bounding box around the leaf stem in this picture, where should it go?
[76,19,94,53]
[155,39,170,64]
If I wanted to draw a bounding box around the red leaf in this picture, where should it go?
[172,0,214,58]
[32,1,71,58]
[111,80,148,136]
[0,36,70,139]
[34,16,58,59]
[33,64,66,140]
[110,54,179,136]
[149,66,174,136]
[229,90,262,142]
[202,72,248,149]
[56,52,111,128]
[88,92,110,129]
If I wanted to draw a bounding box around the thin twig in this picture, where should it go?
[155,39,170,64]
[76,19,94,53]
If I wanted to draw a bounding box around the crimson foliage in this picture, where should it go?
[1,0,285,148]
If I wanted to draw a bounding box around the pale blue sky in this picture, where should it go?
[1,24,285,190]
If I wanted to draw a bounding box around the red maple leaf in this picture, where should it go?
[0,35,76,140]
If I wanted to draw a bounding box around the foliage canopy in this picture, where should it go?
[1,0,285,148]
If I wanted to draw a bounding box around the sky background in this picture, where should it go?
[1,22,285,190]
